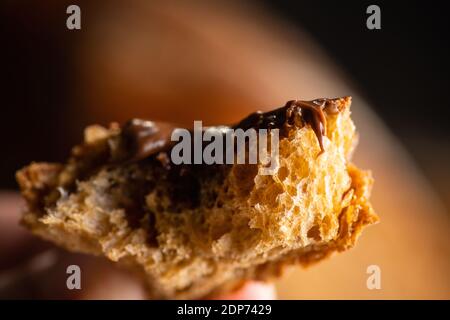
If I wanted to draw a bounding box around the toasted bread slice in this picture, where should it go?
[16,97,377,299]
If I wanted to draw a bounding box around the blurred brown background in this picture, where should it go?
[1,0,449,299]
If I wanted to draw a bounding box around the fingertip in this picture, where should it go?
[213,281,276,300]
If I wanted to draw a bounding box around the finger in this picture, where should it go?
[0,248,147,299]
[0,192,50,270]
[78,257,146,300]
[212,282,276,300]
[0,192,29,247]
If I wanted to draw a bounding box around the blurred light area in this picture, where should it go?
[1,0,449,299]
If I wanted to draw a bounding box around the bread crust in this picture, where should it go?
[16,97,378,299]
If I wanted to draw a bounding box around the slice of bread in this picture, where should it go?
[16,97,378,299]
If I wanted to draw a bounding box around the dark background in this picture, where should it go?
[263,0,450,209]
[2,1,449,209]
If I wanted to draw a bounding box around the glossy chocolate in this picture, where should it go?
[121,98,342,161]
[120,119,177,162]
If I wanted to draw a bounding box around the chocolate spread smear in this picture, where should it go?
[120,98,343,162]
